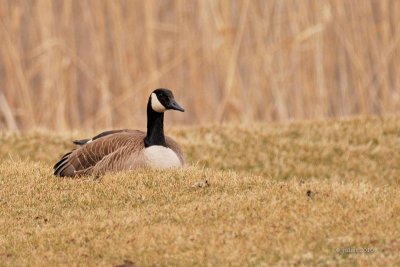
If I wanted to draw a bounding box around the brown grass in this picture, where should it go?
[2,116,400,185]
[0,117,399,265]
[1,1,400,131]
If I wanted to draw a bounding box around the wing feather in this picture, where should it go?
[53,130,145,177]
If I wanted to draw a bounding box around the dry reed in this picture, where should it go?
[0,0,400,131]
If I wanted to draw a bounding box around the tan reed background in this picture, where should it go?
[0,0,400,132]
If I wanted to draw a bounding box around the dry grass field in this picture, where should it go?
[1,116,399,266]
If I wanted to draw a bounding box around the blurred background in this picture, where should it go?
[0,0,399,132]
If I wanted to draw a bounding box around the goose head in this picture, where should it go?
[150,88,185,113]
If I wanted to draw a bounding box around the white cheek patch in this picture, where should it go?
[144,146,182,168]
[151,93,166,113]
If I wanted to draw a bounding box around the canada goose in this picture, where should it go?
[53,88,185,177]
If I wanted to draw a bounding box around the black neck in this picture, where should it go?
[144,98,167,147]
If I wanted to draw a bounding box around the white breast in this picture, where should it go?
[143,146,182,169]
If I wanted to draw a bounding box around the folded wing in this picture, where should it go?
[54,130,145,177]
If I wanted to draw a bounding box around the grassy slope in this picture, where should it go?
[0,117,399,266]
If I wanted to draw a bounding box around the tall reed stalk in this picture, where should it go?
[0,0,399,131]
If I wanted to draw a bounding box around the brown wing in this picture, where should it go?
[76,136,147,176]
[53,130,145,177]
[73,129,131,145]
